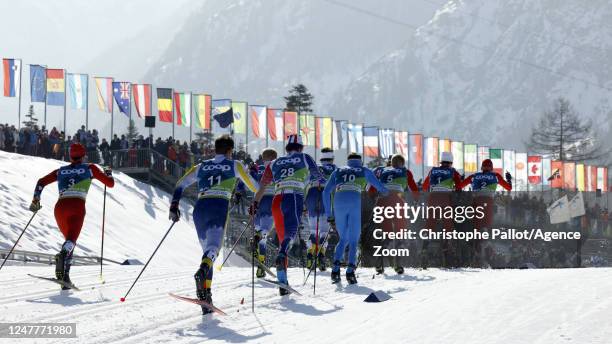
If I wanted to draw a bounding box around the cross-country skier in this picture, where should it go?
[374,154,419,275]
[29,143,114,289]
[458,158,512,193]
[251,148,278,278]
[251,134,324,295]
[421,151,462,267]
[458,158,512,266]
[170,135,259,314]
[323,152,389,284]
[304,147,337,271]
[422,152,462,193]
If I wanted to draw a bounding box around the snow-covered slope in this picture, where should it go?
[1,266,610,343]
[0,151,215,267]
[332,0,612,150]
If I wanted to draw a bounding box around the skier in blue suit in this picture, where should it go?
[323,152,389,284]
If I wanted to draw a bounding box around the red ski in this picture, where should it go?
[168,293,227,316]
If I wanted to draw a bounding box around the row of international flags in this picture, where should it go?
[1,58,609,192]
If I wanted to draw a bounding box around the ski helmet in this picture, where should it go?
[440,151,453,163]
[285,134,304,152]
[481,158,493,169]
[69,143,86,161]
[286,134,303,146]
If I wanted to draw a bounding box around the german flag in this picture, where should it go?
[157,88,173,122]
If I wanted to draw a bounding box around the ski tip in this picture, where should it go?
[119,297,126,302]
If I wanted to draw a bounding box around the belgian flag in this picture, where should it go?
[157,88,173,122]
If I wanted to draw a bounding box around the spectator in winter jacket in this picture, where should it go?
[110,134,121,151]
[99,138,110,166]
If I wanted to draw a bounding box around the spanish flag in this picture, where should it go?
[157,88,173,123]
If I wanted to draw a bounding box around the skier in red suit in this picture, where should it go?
[29,143,114,288]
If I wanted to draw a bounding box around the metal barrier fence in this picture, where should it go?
[0,249,123,266]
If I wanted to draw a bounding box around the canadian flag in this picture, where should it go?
[527,156,542,185]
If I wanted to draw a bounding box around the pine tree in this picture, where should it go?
[526,98,608,161]
[22,105,39,129]
[125,119,139,145]
[284,84,314,114]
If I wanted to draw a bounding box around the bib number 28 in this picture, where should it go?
[280,168,295,178]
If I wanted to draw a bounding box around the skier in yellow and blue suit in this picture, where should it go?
[170,135,259,314]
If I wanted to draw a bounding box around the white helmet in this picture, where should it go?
[440,151,453,163]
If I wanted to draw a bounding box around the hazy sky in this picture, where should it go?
[0,0,439,143]
[0,0,192,74]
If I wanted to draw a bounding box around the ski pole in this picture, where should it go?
[313,190,321,295]
[302,225,334,286]
[296,223,306,279]
[251,214,255,313]
[100,185,107,283]
[120,221,176,302]
[217,215,254,271]
[0,211,37,271]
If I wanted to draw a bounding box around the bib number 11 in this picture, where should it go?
[208,175,222,186]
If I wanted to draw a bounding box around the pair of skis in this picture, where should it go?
[169,258,301,316]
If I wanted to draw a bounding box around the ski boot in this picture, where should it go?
[331,260,341,284]
[345,264,357,284]
[394,266,405,275]
[276,255,290,296]
[54,252,66,281]
[194,257,214,315]
[375,266,385,275]
[55,242,74,290]
[256,254,266,278]
[317,252,327,271]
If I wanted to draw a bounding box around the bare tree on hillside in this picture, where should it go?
[526,98,608,162]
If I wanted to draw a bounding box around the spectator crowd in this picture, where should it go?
[0,123,257,173]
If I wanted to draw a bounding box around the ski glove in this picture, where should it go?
[248,201,259,216]
[505,172,513,184]
[169,202,180,222]
[104,168,113,177]
[29,199,42,212]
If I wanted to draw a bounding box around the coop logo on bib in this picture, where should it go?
[60,168,87,175]
[276,157,302,165]
[202,164,231,172]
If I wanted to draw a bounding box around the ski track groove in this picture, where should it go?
[100,288,316,343]
[11,274,251,326]
[0,269,189,305]
[93,274,362,344]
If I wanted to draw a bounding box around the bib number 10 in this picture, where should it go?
[342,174,356,182]
[280,168,295,178]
